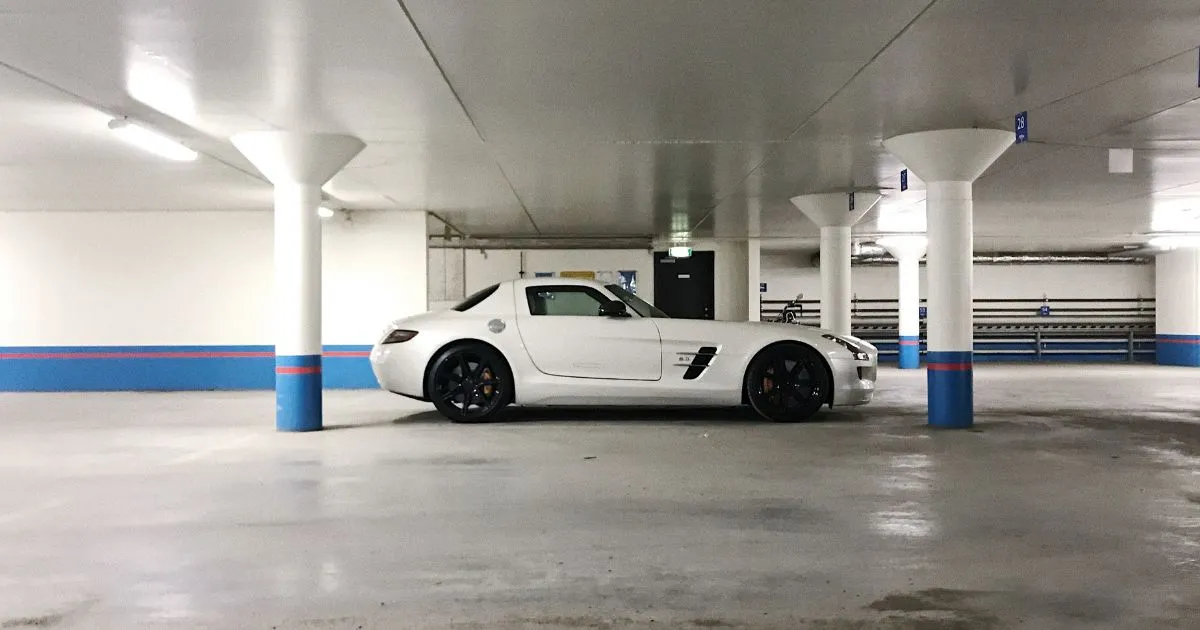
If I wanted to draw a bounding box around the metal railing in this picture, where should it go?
[759,296,1157,363]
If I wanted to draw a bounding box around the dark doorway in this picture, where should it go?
[654,250,715,319]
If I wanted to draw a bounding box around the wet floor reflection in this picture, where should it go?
[1141,446,1200,575]
[869,453,936,540]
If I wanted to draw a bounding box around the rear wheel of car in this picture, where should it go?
[427,343,512,422]
[744,343,829,422]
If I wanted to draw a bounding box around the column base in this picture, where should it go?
[276,355,323,431]
[1157,335,1200,367]
[898,336,921,369]
[927,351,973,428]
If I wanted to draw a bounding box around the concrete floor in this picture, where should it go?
[0,366,1198,629]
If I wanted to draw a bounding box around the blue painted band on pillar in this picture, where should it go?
[898,335,921,369]
[276,354,322,432]
[1157,335,1200,367]
[926,350,973,428]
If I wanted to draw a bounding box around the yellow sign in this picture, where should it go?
[558,271,596,279]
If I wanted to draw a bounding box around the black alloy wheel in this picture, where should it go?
[744,343,829,422]
[428,344,512,422]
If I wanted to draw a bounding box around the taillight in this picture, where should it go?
[382,329,418,344]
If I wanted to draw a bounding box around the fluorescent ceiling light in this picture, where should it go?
[107,118,197,161]
[126,46,196,124]
[318,206,335,219]
[1149,234,1200,250]
[1151,205,1200,233]
[668,246,693,258]
[876,200,927,233]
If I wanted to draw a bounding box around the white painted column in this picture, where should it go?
[274,181,323,367]
[791,192,878,336]
[927,181,975,358]
[232,132,366,432]
[878,235,928,369]
[820,226,852,334]
[884,129,1013,428]
[1156,246,1200,366]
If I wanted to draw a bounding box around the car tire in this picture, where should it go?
[426,343,513,423]
[743,343,830,422]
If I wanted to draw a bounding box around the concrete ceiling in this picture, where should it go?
[1,0,1199,251]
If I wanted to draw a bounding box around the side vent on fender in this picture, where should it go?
[682,346,719,380]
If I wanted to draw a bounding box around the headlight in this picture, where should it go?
[381,329,418,344]
[822,334,869,361]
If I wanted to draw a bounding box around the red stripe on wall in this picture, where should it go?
[276,366,322,375]
[0,350,373,360]
[1157,337,1200,345]
[927,362,972,371]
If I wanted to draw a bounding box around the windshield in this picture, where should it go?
[606,284,669,318]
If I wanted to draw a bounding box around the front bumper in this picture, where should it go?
[830,356,876,407]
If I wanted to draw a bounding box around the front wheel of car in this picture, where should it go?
[744,343,830,422]
[427,343,512,423]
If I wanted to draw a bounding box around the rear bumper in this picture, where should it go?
[830,357,876,407]
[369,344,426,399]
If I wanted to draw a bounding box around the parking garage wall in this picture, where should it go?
[428,248,655,311]
[759,253,1154,301]
[0,210,427,391]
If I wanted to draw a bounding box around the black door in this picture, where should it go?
[654,250,715,319]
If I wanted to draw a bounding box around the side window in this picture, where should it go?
[526,286,608,316]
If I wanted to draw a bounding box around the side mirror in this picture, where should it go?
[599,300,630,318]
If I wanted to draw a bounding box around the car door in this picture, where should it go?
[515,284,662,380]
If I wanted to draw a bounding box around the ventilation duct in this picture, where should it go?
[429,234,654,250]
[850,253,1150,266]
[810,248,1152,267]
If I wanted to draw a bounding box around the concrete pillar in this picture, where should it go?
[748,239,762,322]
[878,235,928,369]
[1156,246,1200,366]
[714,240,750,321]
[790,192,879,335]
[231,132,366,432]
[883,129,1012,428]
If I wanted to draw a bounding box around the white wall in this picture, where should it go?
[427,247,466,308]
[428,248,655,310]
[0,210,427,346]
[761,250,1155,305]
[323,211,427,343]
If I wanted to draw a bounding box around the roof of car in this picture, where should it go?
[511,277,610,289]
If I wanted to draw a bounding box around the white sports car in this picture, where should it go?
[370,278,878,422]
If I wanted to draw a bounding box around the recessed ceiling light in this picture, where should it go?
[317,206,335,219]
